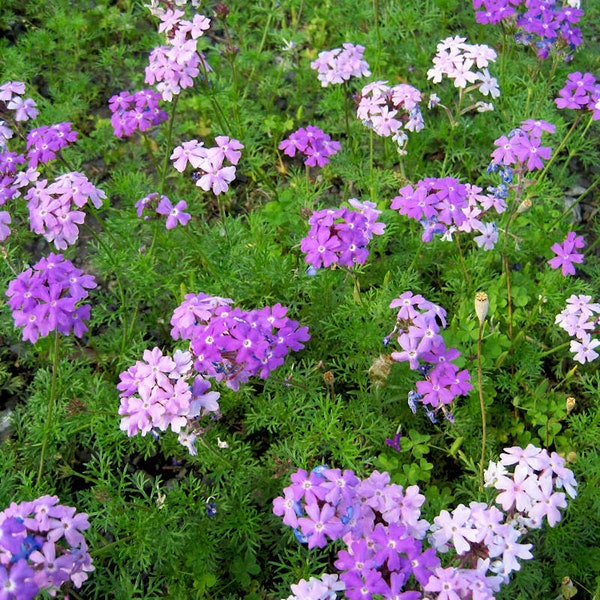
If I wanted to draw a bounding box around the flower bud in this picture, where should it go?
[517,198,532,213]
[566,396,576,414]
[475,292,489,324]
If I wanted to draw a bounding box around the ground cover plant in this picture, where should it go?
[1,0,600,598]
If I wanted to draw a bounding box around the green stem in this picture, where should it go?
[159,95,179,196]
[477,320,486,491]
[537,341,571,358]
[37,331,60,486]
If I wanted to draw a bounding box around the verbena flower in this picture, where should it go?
[386,292,471,421]
[555,71,600,119]
[171,136,243,195]
[548,231,585,276]
[0,496,94,599]
[170,294,310,390]
[145,9,211,101]
[5,253,96,343]
[555,294,600,364]
[108,89,168,138]
[310,43,370,87]
[300,201,384,270]
[25,122,78,168]
[490,121,553,172]
[357,80,424,153]
[25,172,106,249]
[428,36,498,93]
[118,347,220,454]
[473,0,584,61]
[279,126,341,168]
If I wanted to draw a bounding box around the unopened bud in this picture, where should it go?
[368,354,394,387]
[323,371,335,387]
[516,198,532,213]
[475,292,489,324]
[566,396,576,414]
[566,451,577,463]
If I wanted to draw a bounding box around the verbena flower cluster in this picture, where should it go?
[0,495,94,599]
[490,118,554,172]
[26,122,78,168]
[427,36,499,99]
[484,444,578,528]
[385,292,472,422]
[1,80,105,246]
[274,466,437,599]
[279,126,341,168]
[145,8,212,101]
[118,347,220,455]
[547,231,585,276]
[171,135,243,195]
[25,172,106,249]
[300,200,385,270]
[5,253,96,343]
[555,294,600,364]
[108,89,168,138]
[276,448,577,599]
[554,71,600,119]
[391,176,504,249]
[310,43,371,87]
[357,81,424,154]
[170,293,310,390]
[135,192,191,229]
[472,0,584,60]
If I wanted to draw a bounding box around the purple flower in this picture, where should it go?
[548,231,585,276]
[310,43,370,87]
[279,126,340,168]
[5,254,96,343]
[156,196,191,229]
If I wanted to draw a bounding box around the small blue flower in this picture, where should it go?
[206,501,217,517]
[293,528,310,544]
[306,265,318,277]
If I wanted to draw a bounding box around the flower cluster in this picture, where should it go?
[5,253,96,343]
[485,444,578,528]
[548,231,584,276]
[426,501,530,596]
[0,495,94,599]
[118,347,220,455]
[274,467,437,599]
[310,43,371,87]
[171,136,243,195]
[385,292,472,421]
[279,126,341,168]
[357,81,424,154]
[473,0,584,60]
[300,200,385,270]
[0,80,38,123]
[24,172,106,249]
[555,71,600,120]
[135,192,191,229]
[427,36,499,98]
[391,176,504,248]
[108,89,168,138]
[555,294,600,364]
[145,8,212,101]
[170,293,310,390]
[26,122,78,168]
[490,119,554,172]
[284,573,345,600]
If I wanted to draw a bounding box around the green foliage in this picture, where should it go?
[0,0,599,598]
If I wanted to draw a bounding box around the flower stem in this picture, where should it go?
[37,331,60,486]
[159,94,179,196]
[477,319,486,491]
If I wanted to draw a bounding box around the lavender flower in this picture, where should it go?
[170,295,310,390]
[279,126,341,168]
[548,231,585,276]
[310,43,370,87]
[108,89,168,138]
[5,253,96,343]
[0,496,94,598]
[555,294,600,364]
[300,201,384,270]
[555,71,600,119]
